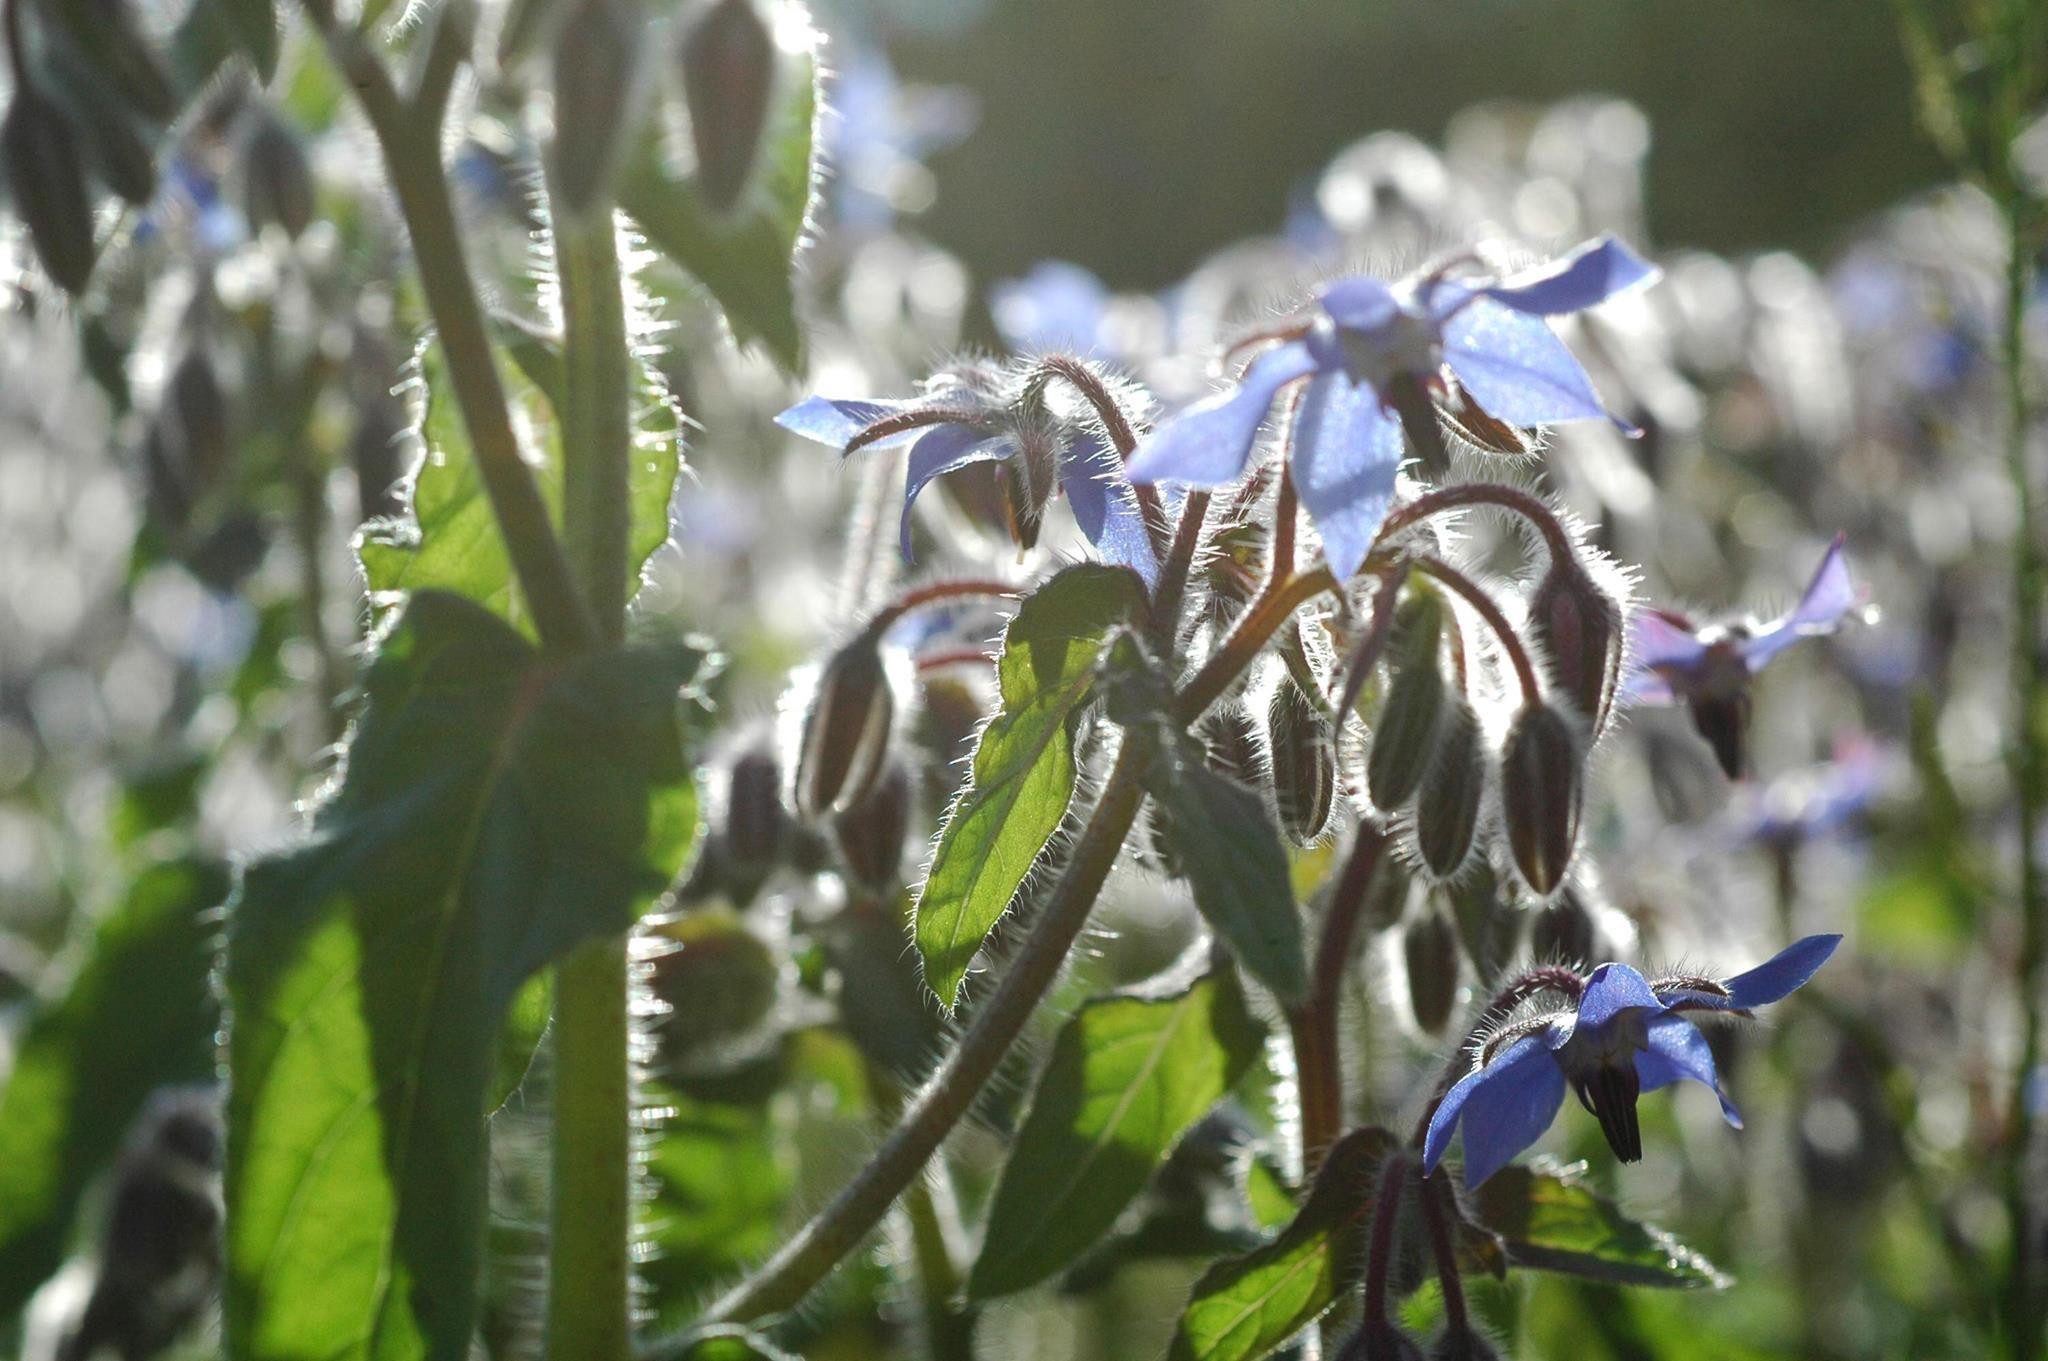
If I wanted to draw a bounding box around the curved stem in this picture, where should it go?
[686,737,1154,1328]
[1376,482,1575,565]
[1287,819,1387,1176]
[1407,555,1540,704]
[867,577,1021,634]
[1172,566,1338,723]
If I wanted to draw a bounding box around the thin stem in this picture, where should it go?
[546,201,637,1361]
[1173,567,1338,723]
[867,577,1021,634]
[1334,563,1410,718]
[2002,182,2045,1361]
[1360,1154,1412,1333]
[1287,820,1387,1176]
[1149,488,1213,648]
[299,0,594,652]
[1407,555,1540,704]
[1375,482,1575,564]
[871,1069,976,1361]
[1419,1171,1472,1338]
[685,737,1154,1329]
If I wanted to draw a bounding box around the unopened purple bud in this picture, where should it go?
[794,633,896,820]
[679,0,776,217]
[1367,591,1447,811]
[1530,886,1597,965]
[1529,551,1624,735]
[722,744,788,873]
[1499,702,1585,897]
[1364,850,1414,931]
[242,108,315,239]
[1404,905,1460,1034]
[830,757,913,894]
[166,346,232,493]
[1268,676,1337,846]
[1416,698,1484,879]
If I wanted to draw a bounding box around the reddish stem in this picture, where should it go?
[1287,819,1390,1175]
[1406,555,1541,704]
[1375,482,1576,563]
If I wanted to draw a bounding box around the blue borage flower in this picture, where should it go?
[1124,235,1658,580]
[1627,535,1862,778]
[1424,935,1842,1187]
[777,363,1159,585]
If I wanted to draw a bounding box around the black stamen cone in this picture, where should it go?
[1574,1061,1644,1163]
[1688,692,1752,780]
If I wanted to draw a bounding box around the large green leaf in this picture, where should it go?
[1147,743,1307,1004]
[1470,1160,1728,1290]
[619,37,817,371]
[1169,1128,1399,1361]
[356,335,681,631]
[225,591,709,1361]
[970,961,1264,1298]
[0,856,227,1316]
[914,564,1145,1007]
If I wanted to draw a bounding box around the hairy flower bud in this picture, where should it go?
[1531,886,1597,965]
[1268,676,1337,845]
[1432,1326,1507,1361]
[645,907,781,1070]
[1338,1322,1427,1361]
[830,757,913,894]
[1499,702,1585,897]
[4,92,97,294]
[550,0,646,219]
[722,743,788,876]
[679,0,776,216]
[242,109,315,239]
[1367,591,1447,811]
[793,633,896,820]
[1364,849,1414,930]
[1529,549,1624,735]
[1404,905,1460,1033]
[165,345,232,494]
[1415,698,1484,878]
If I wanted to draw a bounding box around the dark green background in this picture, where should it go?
[859,0,1935,288]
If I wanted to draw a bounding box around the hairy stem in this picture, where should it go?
[1375,481,1575,563]
[1174,566,1339,723]
[1407,555,1541,704]
[1287,819,1387,1176]
[867,577,1022,634]
[546,207,637,1361]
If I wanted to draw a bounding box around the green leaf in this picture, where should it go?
[1147,743,1307,1003]
[1470,1159,1728,1290]
[225,591,710,1361]
[914,565,1145,1007]
[639,1086,792,1329]
[969,961,1265,1298]
[664,1325,798,1361]
[356,335,681,631]
[1169,1127,1399,1361]
[0,856,227,1316]
[619,38,817,371]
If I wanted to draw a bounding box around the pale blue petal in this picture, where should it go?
[1635,1014,1742,1127]
[1062,436,1159,586]
[1442,298,1631,431]
[1622,609,1708,705]
[776,394,921,448]
[1316,276,1402,332]
[1720,934,1842,1010]
[1478,236,1660,317]
[1574,963,1666,1031]
[1740,535,1859,670]
[1126,341,1319,486]
[900,426,1015,562]
[1291,371,1403,580]
[1457,1037,1569,1188]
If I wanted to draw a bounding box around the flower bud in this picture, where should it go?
[793,633,896,820]
[165,345,232,494]
[1531,886,1597,965]
[1268,675,1336,845]
[1499,702,1584,897]
[1447,864,1515,979]
[1404,905,1460,1034]
[1431,1327,1507,1361]
[1528,549,1624,735]
[722,744,788,876]
[1367,591,1447,811]
[4,92,97,294]
[242,109,315,239]
[1363,848,1413,930]
[1415,698,1483,879]
[645,907,781,1071]
[830,757,913,894]
[550,0,646,220]
[1337,1323,1428,1361]
[1687,691,1751,781]
[678,0,776,216]
[1201,706,1265,788]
